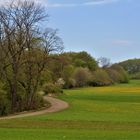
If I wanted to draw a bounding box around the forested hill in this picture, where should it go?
[118,59,140,80]
[119,59,140,74]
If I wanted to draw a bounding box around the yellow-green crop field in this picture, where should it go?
[0,80,140,140]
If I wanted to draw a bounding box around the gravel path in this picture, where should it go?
[0,96,69,120]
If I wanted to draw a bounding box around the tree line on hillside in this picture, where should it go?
[42,52,129,95]
[119,59,140,79]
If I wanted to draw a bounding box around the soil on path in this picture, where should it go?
[0,96,69,120]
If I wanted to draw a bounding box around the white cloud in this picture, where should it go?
[84,0,119,6]
[112,39,133,46]
[0,0,120,7]
[46,0,120,8]
[46,3,78,8]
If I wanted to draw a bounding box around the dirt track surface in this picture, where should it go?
[0,96,69,120]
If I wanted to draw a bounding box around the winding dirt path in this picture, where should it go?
[0,96,69,120]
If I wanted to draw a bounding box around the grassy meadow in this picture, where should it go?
[0,80,140,140]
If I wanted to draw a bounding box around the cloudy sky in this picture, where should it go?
[1,0,140,62]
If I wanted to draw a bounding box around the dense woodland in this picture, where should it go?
[0,0,139,116]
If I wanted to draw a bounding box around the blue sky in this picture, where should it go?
[3,0,140,62]
[43,0,140,63]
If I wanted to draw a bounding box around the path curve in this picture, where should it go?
[0,96,69,120]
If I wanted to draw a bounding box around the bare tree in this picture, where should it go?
[97,57,111,68]
[0,0,63,112]
[21,29,64,109]
[42,28,64,54]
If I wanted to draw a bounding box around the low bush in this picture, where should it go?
[110,64,129,83]
[90,69,113,86]
[106,68,122,83]
[29,94,45,110]
[43,83,63,95]
[63,78,76,89]
[56,78,65,88]
[73,67,92,87]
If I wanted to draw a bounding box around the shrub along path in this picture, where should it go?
[0,96,69,120]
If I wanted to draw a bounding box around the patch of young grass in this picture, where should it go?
[0,80,140,140]
[0,128,140,140]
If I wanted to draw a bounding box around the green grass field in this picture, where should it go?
[0,80,140,140]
